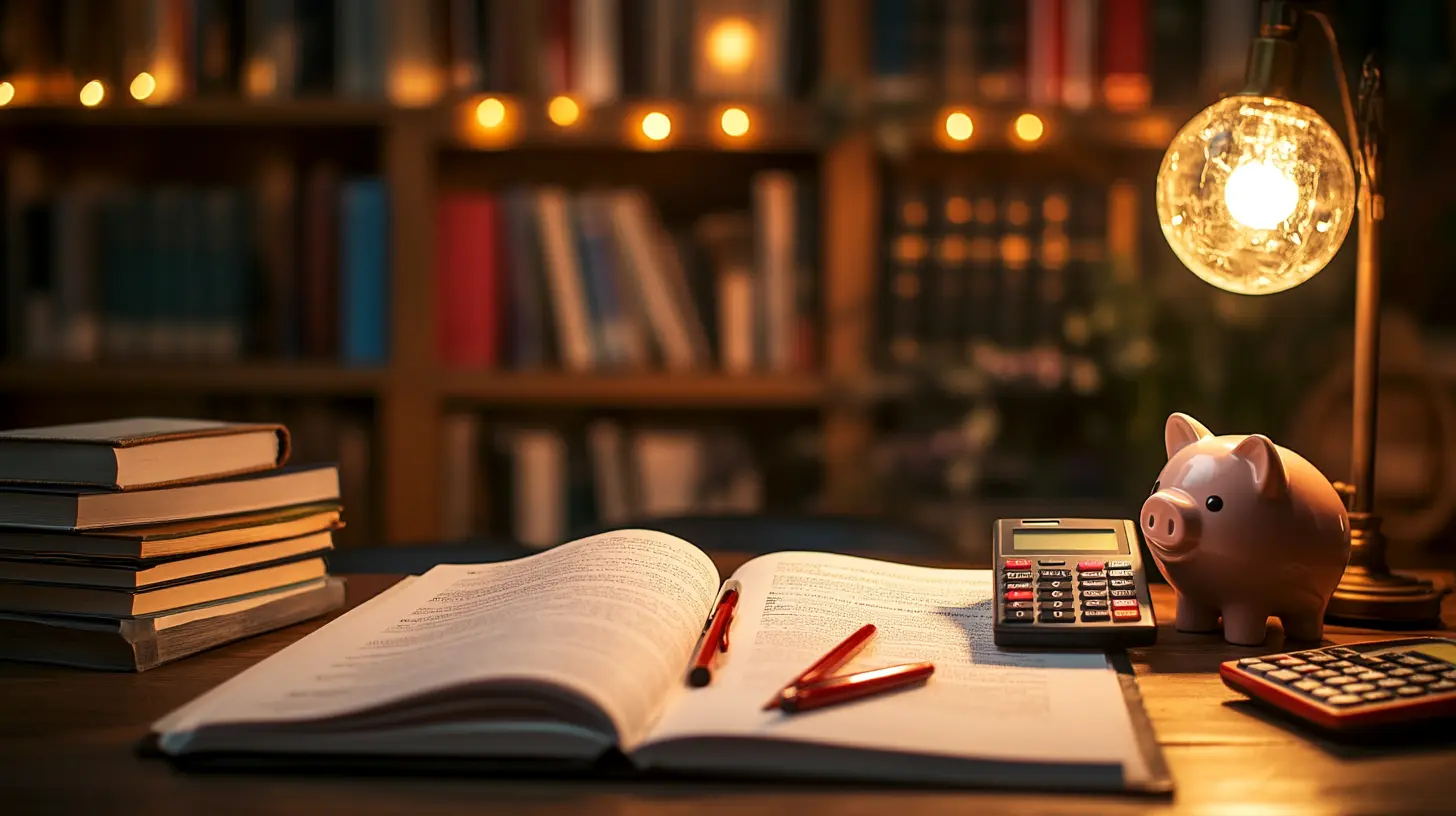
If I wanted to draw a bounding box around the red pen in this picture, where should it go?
[686,580,741,687]
[777,662,935,713]
[762,623,877,710]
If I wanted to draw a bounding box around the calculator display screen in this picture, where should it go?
[1403,642,1456,663]
[1011,529,1121,552]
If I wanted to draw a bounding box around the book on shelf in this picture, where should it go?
[0,417,290,491]
[0,576,346,672]
[434,179,814,373]
[148,530,1168,793]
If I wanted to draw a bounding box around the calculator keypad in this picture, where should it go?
[1231,645,1456,712]
[1001,558,1143,625]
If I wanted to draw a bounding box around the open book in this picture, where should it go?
[152,531,1166,792]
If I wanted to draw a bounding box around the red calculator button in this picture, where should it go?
[1004,590,1033,601]
[1112,599,1139,609]
[1112,608,1141,622]
[1004,559,1032,570]
[1076,560,1104,572]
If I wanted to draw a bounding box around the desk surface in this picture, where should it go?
[3,566,1455,815]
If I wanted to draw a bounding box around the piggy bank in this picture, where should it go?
[1140,413,1351,645]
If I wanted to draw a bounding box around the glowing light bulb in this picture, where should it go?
[547,95,580,127]
[706,18,756,74]
[130,72,156,101]
[1155,95,1355,295]
[945,111,974,142]
[641,111,671,141]
[79,80,105,107]
[0,81,14,106]
[720,107,750,137]
[476,97,506,129]
[1224,160,1300,230]
[1013,113,1044,142]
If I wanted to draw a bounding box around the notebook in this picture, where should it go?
[151,531,1171,793]
[0,418,290,490]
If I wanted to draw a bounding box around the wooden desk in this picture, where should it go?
[2,572,1454,815]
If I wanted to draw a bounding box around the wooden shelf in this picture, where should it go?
[440,371,826,408]
[0,100,401,128]
[0,362,388,395]
[889,105,1194,153]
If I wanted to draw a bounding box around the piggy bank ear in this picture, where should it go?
[1165,413,1214,459]
[1232,434,1289,500]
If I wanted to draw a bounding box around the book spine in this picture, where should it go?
[384,0,443,106]
[793,168,817,371]
[941,0,977,99]
[436,193,500,368]
[448,0,482,93]
[243,0,297,100]
[339,178,389,366]
[440,412,483,540]
[573,0,619,106]
[869,0,920,102]
[645,0,676,96]
[542,0,574,97]
[976,0,1025,102]
[753,171,796,372]
[294,0,335,95]
[300,162,340,360]
[513,428,567,549]
[503,188,546,369]
[534,187,595,371]
[1101,0,1149,111]
[1061,0,1098,110]
[1027,0,1064,108]
[255,156,299,359]
[192,0,243,96]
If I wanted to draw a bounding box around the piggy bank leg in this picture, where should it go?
[1279,610,1324,642]
[1220,606,1271,646]
[1174,595,1221,633]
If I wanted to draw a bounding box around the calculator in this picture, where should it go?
[1221,638,1456,732]
[992,518,1157,649]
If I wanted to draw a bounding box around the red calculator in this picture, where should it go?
[1220,637,1456,732]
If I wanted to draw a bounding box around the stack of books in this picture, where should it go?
[0,418,347,671]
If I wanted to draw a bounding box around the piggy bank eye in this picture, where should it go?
[1206,495,1224,512]
[1150,480,1160,495]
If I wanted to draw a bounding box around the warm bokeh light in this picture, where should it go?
[1013,113,1044,142]
[641,111,672,141]
[945,111,974,142]
[130,72,156,101]
[720,107,750,137]
[547,95,580,127]
[0,81,13,106]
[79,80,105,107]
[476,97,506,129]
[706,18,756,74]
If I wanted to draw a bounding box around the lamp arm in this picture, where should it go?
[1302,9,1371,196]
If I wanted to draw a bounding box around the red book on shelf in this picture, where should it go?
[543,0,575,96]
[1028,0,1065,107]
[436,194,500,368]
[1101,0,1150,111]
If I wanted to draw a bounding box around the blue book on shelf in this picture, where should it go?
[337,0,386,99]
[575,195,628,367]
[503,188,546,368]
[339,177,389,365]
[569,196,610,366]
[871,0,915,82]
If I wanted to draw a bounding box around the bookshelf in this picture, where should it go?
[0,0,1192,546]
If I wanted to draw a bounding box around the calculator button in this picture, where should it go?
[1078,580,1108,590]
[1076,561,1105,572]
[1304,653,1337,664]
[1408,673,1439,685]
[1324,676,1355,686]
[1037,559,1066,567]
[1038,580,1074,591]
[1343,683,1376,694]
[1109,589,1137,598]
[1004,582,1033,591]
[1376,678,1407,689]
[1111,599,1139,609]
[1310,687,1340,698]
[1002,609,1035,623]
[1293,665,1322,674]
[1240,656,1266,665]
[1080,611,1111,622]
[1356,671,1385,682]
[1112,608,1141,622]
[1081,599,1110,610]
[1245,662,1279,673]
[1292,679,1323,692]
[1275,657,1306,667]
[1407,651,1455,668]
[1266,669,1301,682]
[1003,570,1033,581]
[1362,690,1393,702]
[1004,590,1033,601]
[1078,571,1107,581]
[1443,670,1456,681]
[1429,680,1456,692]
[1326,694,1363,706]
[1394,654,1428,666]
[1388,667,1415,677]
[1328,660,1354,669]
[1038,610,1076,623]
[1364,662,1397,673]
[1081,589,1109,600]
[1312,669,1340,679]
[1341,666,1367,676]
[1037,569,1073,580]
[1005,601,1034,610]
[1107,569,1134,579]
[1327,648,1359,659]
[1107,560,1132,570]
[1038,589,1074,601]
[1040,599,1074,610]
[1004,559,1033,570]
[1109,579,1136,589]
[1397,686,1427,697]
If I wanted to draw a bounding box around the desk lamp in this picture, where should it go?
[1154,0,1444,623]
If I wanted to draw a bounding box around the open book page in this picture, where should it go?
[155,531,720,753]
[635,551,1149,783]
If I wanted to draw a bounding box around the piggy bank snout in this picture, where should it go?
[1141,491,1201,559]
